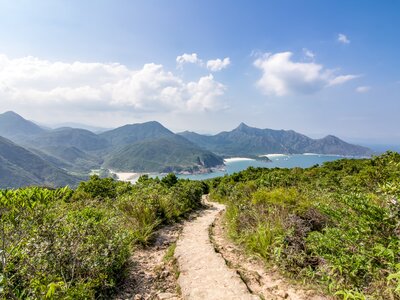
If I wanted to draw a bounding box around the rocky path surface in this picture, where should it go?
[174,198,259,300]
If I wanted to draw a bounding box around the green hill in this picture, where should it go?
[99,121,174,146]
[103,135,223,172]
[101,121,224,172]
[0,111,45,141]
[0,136,83,188]
[179,123,372,157]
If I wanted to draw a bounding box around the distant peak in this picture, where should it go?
[323,134,339,140]
[1,111,22,118]
[236,122,250,130]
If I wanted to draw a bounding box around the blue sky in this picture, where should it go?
[0,1,399,144]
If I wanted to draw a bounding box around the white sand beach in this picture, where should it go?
[224,157,255,163]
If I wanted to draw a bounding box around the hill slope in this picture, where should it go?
[101,121,223,172]
[25,127,110,151]
[100,121,174,146]
[179,123,372,157]
[0,111,45,141]
[0,136,83,188]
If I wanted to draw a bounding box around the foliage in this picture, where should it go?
[0,175,205,299]
[209,152,400,299]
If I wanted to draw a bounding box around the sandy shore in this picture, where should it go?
[223,157,255,163]
[259,153,288,158]
[110,171,142,183]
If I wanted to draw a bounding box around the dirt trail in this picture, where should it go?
[211,209,330,300]
[174,198,259,300]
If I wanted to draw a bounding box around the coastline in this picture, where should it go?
[105,153,367,183]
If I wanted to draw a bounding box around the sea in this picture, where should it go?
[176,154,356,181]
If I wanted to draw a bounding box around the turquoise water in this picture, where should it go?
[176,154,353,180]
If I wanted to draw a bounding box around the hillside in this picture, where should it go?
[103,135,224,172]
[99,121,175,146]
[179,123,372,157]
[0,111,45,141]
[24,127,110,151]
[209,152,400,298]
[0,136,83,188]
[101,121,223,172]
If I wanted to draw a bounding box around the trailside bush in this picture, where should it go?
[209,152,400,299]
[1,176,206,299]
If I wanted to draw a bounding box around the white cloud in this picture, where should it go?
[355,86,371,93]
[206,57,231,72]
[337,33,350,44]
[0,53,226,114]
[302,48,315,59]
[176,53,202,67]
[253,51,358,96]
[328,74,360,86]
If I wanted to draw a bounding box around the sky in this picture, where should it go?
[0,0,399,144]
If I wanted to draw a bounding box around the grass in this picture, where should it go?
[209,152,400,299]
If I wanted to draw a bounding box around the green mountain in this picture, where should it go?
[101,122,223,172]
[103,135,224,172]
[179,123,372,157]
[0,136,83,188]
[99,121,174,146]
[0,111,45,141]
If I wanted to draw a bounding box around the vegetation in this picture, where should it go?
[0,174,207,299]
[0,136,84,189]
[209,152,400,299]
[103,136,223,173]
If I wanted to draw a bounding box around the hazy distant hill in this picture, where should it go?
[25,127,110,151]
[179,123,372,157]
[101,122,224,172]
[0,136,83,188]
[0,111,45,141]
[18,127,109,173]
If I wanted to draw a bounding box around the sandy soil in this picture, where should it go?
[174,198,259,300]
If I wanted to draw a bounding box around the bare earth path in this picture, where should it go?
[174,198,259,300]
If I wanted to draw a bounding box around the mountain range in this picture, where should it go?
[0,111,372,188]
[179,122,371,157]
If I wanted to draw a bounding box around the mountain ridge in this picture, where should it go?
[179,123,372,157]
[0,111,373,188]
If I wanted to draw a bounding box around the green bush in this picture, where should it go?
[1,175,205,299]
[209,152,400,299]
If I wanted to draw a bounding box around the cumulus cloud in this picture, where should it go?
[206,57,231,72]
[0,53,226,113]
[253,52,358,96]
[176,53,202,67]
[355,86,371,93]
[338,33,350,44]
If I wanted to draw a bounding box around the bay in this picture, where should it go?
[176,154,355,180]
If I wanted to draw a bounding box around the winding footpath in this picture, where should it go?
[174,198,259,300]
